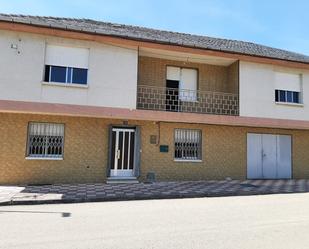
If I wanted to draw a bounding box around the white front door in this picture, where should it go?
[247,133,292,179]
[110,128,135,177]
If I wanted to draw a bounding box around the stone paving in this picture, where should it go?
[1,179,309,205]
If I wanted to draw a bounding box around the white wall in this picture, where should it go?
[0,30,138,109]
[239,61,309,121]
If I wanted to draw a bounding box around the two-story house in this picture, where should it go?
[1,14,309,184]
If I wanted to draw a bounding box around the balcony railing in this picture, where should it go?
[137,85,239,116]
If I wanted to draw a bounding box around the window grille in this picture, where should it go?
[174,129,202,160]
[27,123,64,158]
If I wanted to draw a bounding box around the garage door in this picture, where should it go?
[247,133,291,179]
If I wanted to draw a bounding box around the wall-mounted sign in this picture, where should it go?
[159,145,169,153]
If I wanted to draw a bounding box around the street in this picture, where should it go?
[1,194,309,249]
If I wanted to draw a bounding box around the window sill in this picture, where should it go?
[180,100,198,103]
[174,159,202,163]
[42,81,88,89]
[275,102,304,107]
[25,157,63,161]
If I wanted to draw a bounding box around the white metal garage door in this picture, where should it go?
[247,133,292,179]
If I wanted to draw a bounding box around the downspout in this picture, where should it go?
[156,121,161,146]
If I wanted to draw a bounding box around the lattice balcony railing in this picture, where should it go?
[137,85,239,116]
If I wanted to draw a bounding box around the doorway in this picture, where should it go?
[110,128,136,177]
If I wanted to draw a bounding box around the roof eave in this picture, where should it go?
[1,20,309,70]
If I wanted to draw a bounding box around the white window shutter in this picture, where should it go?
[274,72,301,92]
[166,66,181,81]
[45,44,89,68]
[180,68,197,101]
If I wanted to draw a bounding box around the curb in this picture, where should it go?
[0,189,304,206]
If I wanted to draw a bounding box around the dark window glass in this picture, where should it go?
[45,65,88,85]
[166,80,179,112]
[72,68,88,84]
[279,90,286,102]
[275,90,279,102]
[287,91,293,102]
[129,132,135,169]
[50,66,66,83]
[44,65,50,82]
[276,89,300,104]
[293,92,300,103]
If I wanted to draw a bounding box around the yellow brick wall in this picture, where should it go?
[227,61,239,94]
[0,113,108,184]
[138,56,239,94]
[1,112,309,184]
[140,122,309,181]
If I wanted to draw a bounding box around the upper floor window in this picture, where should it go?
[44,65,88,85]
[44,44,89,85]
[275,90,300,104]
[166,66,198,103]
[274,72,302,104]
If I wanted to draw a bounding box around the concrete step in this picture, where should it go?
[106,177,139,184]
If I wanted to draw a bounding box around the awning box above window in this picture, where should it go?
[274,72,301,92]
[45,44,89,68]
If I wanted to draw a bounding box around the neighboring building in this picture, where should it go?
[1,14,309,184]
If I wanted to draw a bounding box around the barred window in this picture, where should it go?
[174,129,202,161]
[27,123,64,158]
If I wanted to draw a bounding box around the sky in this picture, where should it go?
[0,0,308,55]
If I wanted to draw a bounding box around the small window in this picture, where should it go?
[27,122,65,158]
[174,129,202,161]
[44,65,88,85]
[275,90,300,104]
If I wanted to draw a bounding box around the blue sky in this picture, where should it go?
[1,0,308,55]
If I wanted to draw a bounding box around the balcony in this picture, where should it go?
[137,85,239,116]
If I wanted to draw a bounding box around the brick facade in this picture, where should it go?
[138,56,239,94]
[1,112,309,184]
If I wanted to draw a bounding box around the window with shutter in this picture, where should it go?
[44,44,89,85]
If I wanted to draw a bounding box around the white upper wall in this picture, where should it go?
[239,61,309,121]
[2,29,309,122]
[0,30,138,109]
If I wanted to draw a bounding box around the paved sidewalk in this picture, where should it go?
[1,179,309,205]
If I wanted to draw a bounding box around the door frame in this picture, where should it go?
[107,125,141,178]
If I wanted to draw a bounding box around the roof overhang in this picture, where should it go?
[1,100,309,130]
[139,47,237,66]
[1,21,309,70]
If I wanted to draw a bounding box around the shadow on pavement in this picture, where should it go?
[0,210,71,217]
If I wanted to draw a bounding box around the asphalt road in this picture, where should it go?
[1,193,309,249]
